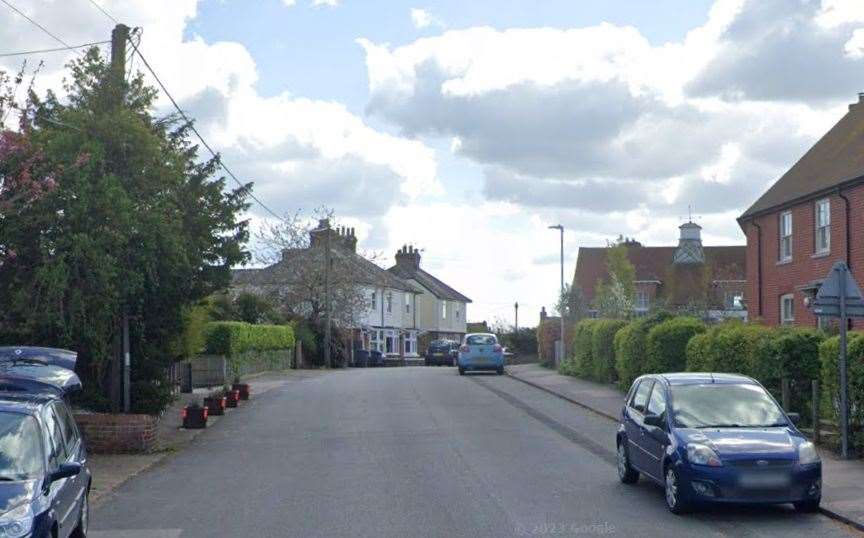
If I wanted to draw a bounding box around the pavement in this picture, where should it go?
[91,366,862,537]
[506,363,864,531]
[88,369,327,506]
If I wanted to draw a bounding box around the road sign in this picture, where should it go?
[808,262,857,458]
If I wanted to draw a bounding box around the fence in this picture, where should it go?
[178,348,295,389]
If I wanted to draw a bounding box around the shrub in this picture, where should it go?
[709,323,773,376]
[685,330,713,372]
[590,319,627,382]
[204,322,295,357]
[645,317,706,374]
[614,311,674,390]
[571,319,602,376]
[819,333,864,454]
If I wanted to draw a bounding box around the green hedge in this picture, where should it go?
[819,334,864,453]
[204,321,295,357]
[571,319,602,376]
[684,321,772,377]
[590,319,627,382]
[645,317,706,374]
[614,311,674,390]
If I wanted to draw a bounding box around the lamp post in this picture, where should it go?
[548,224,565,368]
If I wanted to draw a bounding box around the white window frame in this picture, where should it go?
[634,290,649,311]
[403,331,417,356]
[371,291,377,308]
[441,300,447,319]
[725,291,744,310]
[386,292,393,314]
[815,198,830,254]
[779,210,792,262]
[780,294,795,325]
[405,294,410,313]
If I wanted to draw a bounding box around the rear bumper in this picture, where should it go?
[458,355,505,370]
[677,461,822,505]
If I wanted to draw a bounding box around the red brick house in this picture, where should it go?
[572,223,746,320]
[738,94,864,328]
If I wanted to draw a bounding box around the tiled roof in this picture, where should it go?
[740,99,864,219]
[388,265,472,303]
[573,244,746,303]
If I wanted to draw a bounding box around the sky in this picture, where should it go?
[1,0,864,327]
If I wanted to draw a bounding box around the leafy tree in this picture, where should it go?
[594,244,635,318]
[0,51,249,413]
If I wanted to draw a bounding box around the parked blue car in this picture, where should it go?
[0,347,91,537]
[457,333,504,375]
[616,373,821,514]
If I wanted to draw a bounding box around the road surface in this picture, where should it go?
[91,367,860,537]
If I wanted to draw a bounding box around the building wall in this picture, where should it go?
[742,185,864,327]
[359,286,415,329]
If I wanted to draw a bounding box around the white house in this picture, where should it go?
[388,245,472,352]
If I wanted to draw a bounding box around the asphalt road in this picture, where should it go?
[91,367,861,538]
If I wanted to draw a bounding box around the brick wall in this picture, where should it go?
[74,412,159,454]
[742,183,864,327]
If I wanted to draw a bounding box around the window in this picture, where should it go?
[466,334,496,346]
[404,331,417,355]
[781,293,794,325]
[725,291,744,310]
[386,293,392,314]
[0,414,43,479]
[371,291,377,308]
[405,294,410,314]
[815,198,830,253]
[369,330,382,352]
[635,290,649,311]
[54,402,80,450]
[671,384,786,428]
[646,383,667,419]
[779,210,792,261]
[455,307,460,321]
[441,301,447,319]
[629,379,653,414]
[43,407,67,468]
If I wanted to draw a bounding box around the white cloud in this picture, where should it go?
[282,0,296,6]
[312,0,340,7]
[410,8,442,29]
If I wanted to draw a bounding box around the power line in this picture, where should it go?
[84,0,118,24]
[0,0,72,49]
[0,40,110,58]
[126,37,285,222]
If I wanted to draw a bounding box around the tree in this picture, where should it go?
[594,243,636,318]
[0,51,249,413]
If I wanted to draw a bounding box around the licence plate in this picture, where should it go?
[433,353,443,356]
[738,472,791,489]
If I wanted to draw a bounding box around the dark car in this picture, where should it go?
[616,373,821,514]
[0,347,91,537]
[425,340,458,366]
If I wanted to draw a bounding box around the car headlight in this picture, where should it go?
[798,441,820,465]
[0,504,33,538]
[687,443,723,467]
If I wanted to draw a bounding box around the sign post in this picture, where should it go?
[811,261,864,459]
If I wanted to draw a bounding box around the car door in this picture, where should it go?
[53,401,87,535]
[640,381,670,481]
[43,404,76,537]
[624,378,654,474]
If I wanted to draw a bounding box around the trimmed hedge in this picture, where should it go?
[614,311,674,390]
[819,334,864,453]
[684,321,773,377]
[572,319,602,376]
[204,321,295,357]
[645,317,705,374]
[590,319,627,382]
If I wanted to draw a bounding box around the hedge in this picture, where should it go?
[645,317,706,374]
[819,334,864,453]
[614,311,674,390]
[683,321,773,377]
[571,319,602,376]
[590,319,627,382]
[204,321,295,357]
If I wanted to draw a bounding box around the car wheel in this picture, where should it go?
[664,467,690,515]
[617,442,639,484]
[794,498,821,513]
[458,367,465,375]
[71,489,89,538]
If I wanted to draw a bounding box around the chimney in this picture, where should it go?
[672,221,705,265]
[850,92,864,111]
[309,218,331,248]
[540,306,547,322]
[395,244,421,271]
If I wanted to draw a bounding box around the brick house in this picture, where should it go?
[738,94,864,328]
[572,223,746,320]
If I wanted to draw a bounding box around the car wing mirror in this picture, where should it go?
[643,414,664,428]
[50,462,82,483]
[786,412,800,425]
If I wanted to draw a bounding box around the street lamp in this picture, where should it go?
[548,224,565,368]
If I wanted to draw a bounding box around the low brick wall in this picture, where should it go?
[74,412,159,454]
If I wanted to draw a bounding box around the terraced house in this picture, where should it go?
[738,93,864,328]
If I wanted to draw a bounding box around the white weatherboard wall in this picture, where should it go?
[410,280,467,335]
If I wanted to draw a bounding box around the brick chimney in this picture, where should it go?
[395,244,421,271]
[540,306,547,322]
[850,92,864,112]
[309,219,357,253]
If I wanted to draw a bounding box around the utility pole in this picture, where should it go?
[111,23,132,412]
[323,223,333,369]
[514,301,519,334]
[548,224,565,368]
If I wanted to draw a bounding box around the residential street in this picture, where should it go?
[91,368,860,538]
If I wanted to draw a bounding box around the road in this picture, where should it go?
[91,367,861,538]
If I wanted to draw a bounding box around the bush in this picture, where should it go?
[204,322,295,357]
[645,317,706,374]
[614,311,674,390]
[590,319,627,382]
[685,330,713,372]
[819,333,864,454]
[571,319,602,376]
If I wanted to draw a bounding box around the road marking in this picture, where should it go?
[90,531,182,537]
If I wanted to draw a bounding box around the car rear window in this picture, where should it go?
[466,335,496,346]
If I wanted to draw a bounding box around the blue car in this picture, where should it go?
[0,347,91,537]
[616,373,821,514]
[457,333,505,375]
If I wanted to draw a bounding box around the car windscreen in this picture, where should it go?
[0,413,44,480]
[670,383,787,428]
[465,335,496,346]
